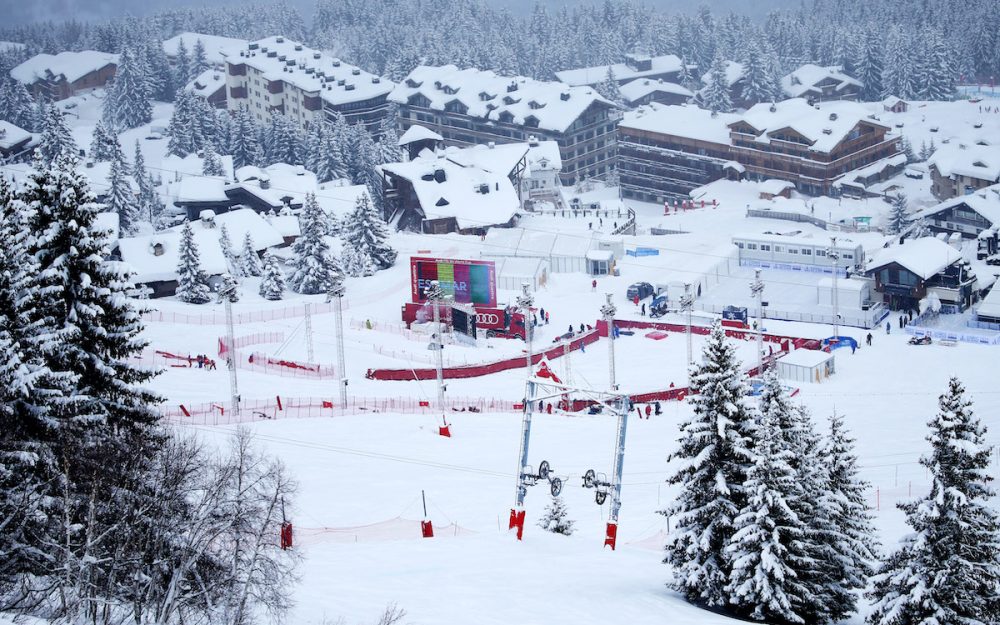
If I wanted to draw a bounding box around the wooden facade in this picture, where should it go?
[26,63,117,101]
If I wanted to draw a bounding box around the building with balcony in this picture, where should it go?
[390,65,619,185]
[555,53,688,88]
[927,144,1000,200]
[781,64,862,103]
[866,237,975,311]
[10,51,117,101]
[617,99,901,203]
[222,36,394,131]
[914,188,1000,239]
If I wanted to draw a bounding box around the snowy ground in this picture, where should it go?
[10,93,1000,624]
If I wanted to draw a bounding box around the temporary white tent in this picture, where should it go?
[776,349,835,384]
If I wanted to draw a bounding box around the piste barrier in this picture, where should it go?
[365,328,601,381]
[161,395,519,424]
[218,333,339,379]
[142,300,349,325]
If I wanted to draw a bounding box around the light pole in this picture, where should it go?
[426,280,447,412]
[517,283,534,373]
[680,283,694,379]
[750,269,765,374]
[510,282,536,540]
[601,293,617,390]
[304,302,315,362]
[326,279,348,407]
[829,237,841,342]
[218,282,240,418]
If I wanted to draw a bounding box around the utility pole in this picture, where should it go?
[304,302,315,362]
[510,282,536,540]
[680,282,694,380]
[829,237,841,342]
[218,283,240,417]
[601,293,617,390]
[327,279,348,407]
[518,282,534,373]
[427,280,447,412]
[750,269,765,375]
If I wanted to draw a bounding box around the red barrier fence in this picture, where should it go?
[218,333,339,380]
[143,301,350,326]
[365,329,601,381]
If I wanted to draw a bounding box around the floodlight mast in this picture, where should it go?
[218,283,240,417]
[327,279,348,407]
[750,269,765,374]
[426,280,448,412]
[680,282,694,381]
[829,237,841,342]
[509,283,536,540]
[601,293,617,390]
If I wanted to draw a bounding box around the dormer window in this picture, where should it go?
[973,160,987,168]
[479,91,495,101]
[407,93,430,108]
[503,95,519,105]
[528,100,545,110]
[498,111,514,123]
[524,115,540,128]
[444,99,468,115]
[405,78,421,88]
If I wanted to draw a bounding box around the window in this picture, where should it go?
[843,253,853,259]
[747,243,757,250]
[816,250,826,257]
[802,248,812,255]
[774,245,783,252]
[760,244,771,251]
[788,248,799,254]
[736,242,745,249]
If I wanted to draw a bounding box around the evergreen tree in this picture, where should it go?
[537,496,575,535]
[663,322,756,607]
[899,137,916,164]
[107,145,140,236]
[703,54,734,114]
[218,223,238,274]
[142,38,177,102]
[104,46,152,130]
[340,192,397,276]
[0,78,38,131]
[202,142,226,176]
[264,114,305,166]
[595,67,625,105]
[174,37,191,86]
[231,106,263,169]
[134,140,165,228]
[191,39,211,78]
[855,29,884,101]
[166,91,202,157]
[376,113,404,166]
[289,193,338,294]
[868,378,1000,625]
[677,57,697,91]
[240,233,263,277]
[37,104,78,167]
[89,118,119,162]
[887,193,911,235]
[258,250,286,300]
[725,404,804,624]
[815,412,879,622]
[741,39,780,106]
[175,222,211,303]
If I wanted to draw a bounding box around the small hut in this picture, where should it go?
[776,349,835,384]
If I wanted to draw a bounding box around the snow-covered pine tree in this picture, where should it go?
[0,77,38,131]
[89,118,119,162]
[176,222,212,303]
[191,39,211,79]
[741,39,780,106]
[703,54,734,114]
[264,114,305,166]
[868,377,1000,625]
[37,103,78,167]
[107,145,141,236]
[677,57,697,91]
[289,193,338,293]
[724,404,804,625]
[814,412,878,622]
[20,152,163,609]
[167,91,202,157]
[218,223,238,274]
[855,29,884,101]
[174,37,191,86]
[104,46,152,130]
[134,140,165,228]
[214,108,235,155]
[596,67,624,105]
[899,137,916,164]
[231,106,264,169]
[537,496,575,535]
[340,192,396,276]
[142,37,176,102]
[240,232,263,277]
[219,273,240,302]
[202,141,226,176]
[887,193,911,235]
[663,322,757,607]
[376,113,404,166]
[258,250,286,300]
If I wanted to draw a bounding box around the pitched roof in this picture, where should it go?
[867,237,962,280]
[380,154,520,229]
[555,54,686,87]
[162,32,248,65]
[915,190,1000,227]
[781,64,862,99]
[619,103,740,144]
[398,124,443,145]
[739,99,889,154]
[389,65,615,134]
[185,68,226,98]
[619,78,692,103]
[927,144,1000,182]
[224,36,393,107]
[699,60,745,88]
[10,51,118,85]
[0,120,33,150]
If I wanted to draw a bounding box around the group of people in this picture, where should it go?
[635,402,662,419]
[191,354,217,370]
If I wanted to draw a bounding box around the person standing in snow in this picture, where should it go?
[866,332,872,346]
[641,303,646,316]
[645,405,652,419]
[592,279,597,291]
[886,322,891,334]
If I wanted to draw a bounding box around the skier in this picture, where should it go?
[580,323,586,333]
[866,332,872,346]
[641,303,646,316]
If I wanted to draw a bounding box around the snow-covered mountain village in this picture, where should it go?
[1,0,999,623]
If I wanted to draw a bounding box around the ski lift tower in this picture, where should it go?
[326,278,348,407]
[601,293,617,390]
[749,269,765,374]
[578,388,631,550]
[217,281,241,418]
[425,280,448,412]
[680,282,694,380]
[509,283,536,539]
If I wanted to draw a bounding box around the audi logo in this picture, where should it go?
[477,313,500,325]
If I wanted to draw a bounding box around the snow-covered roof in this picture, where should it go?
[442,142,528,177]
[700,60,744,88]
[176,175,228,204]
[882,96,905,107]
[738,99,889,155]
[0,120,33,150]
[380,154,520,229]
[781,64,862,99]
[837,153,907,187]
[867,237,962,280]
[915,191,1000,228]
[95,212,119,242]
[210,208,284,250]
[496,256,547,279]
[10,51,118,85]
[619,103,740,145]
[927,144,1000,183]
[555,54,687,87]
[0,41,26,53]
[733,231,863,252]
[759,179,795,196]
[526,139,561,172]
[780,348,833,368]
[224,36,393,107]
[118,227,228,284]
[162,32,248,65]
[397,124,443,146]
[619,78,692,104]
[977,281,1000,321]
[186,68,226,98]
[816,277,868,291]
[389,65,615,134]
